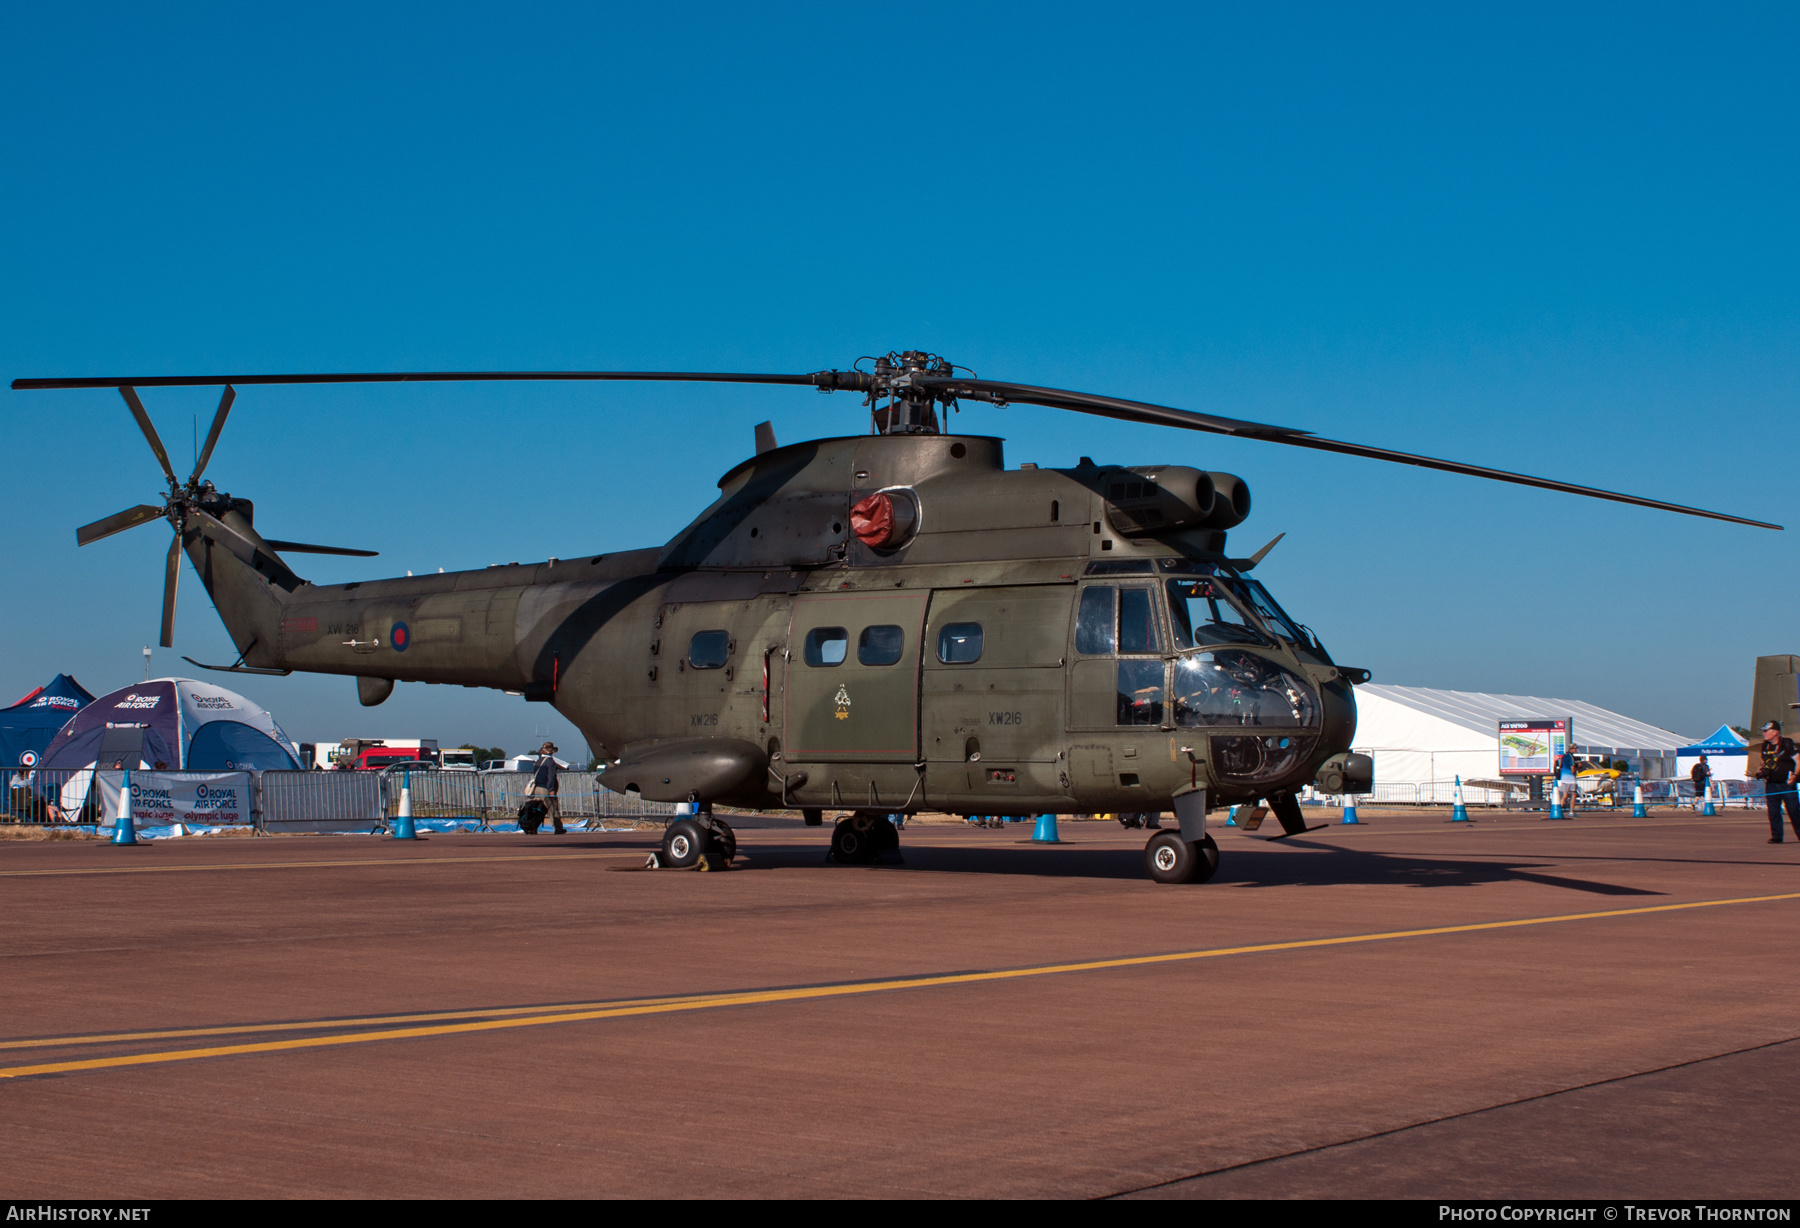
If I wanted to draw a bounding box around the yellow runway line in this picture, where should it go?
[5,889,1798,1081]
[0,992,737,1052]
[0,851,643,878]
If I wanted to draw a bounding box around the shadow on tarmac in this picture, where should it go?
[672,835,1667,896]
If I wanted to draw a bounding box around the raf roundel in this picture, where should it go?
[390,621,410,652]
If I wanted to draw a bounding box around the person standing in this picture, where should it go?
[1690,752,1712,811]
[528,741,564,835]
[1555,746,1580,812]
[1752,722,1799,844]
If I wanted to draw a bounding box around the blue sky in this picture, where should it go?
[3,2,1794,753]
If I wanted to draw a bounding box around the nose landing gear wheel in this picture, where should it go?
[1145,831,1220,884]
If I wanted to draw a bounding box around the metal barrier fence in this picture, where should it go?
[385,770,682,824]
[260,770,385,832]
[4,765,683,832]
[1318,778,1770,810]
[4,768,103,825]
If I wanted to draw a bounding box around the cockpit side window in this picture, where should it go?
[1118,587,1162,654]
[1165,579,1269,647]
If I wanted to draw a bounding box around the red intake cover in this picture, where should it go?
[851,492,895,548]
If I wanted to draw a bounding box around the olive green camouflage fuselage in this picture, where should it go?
[189,434,1359,814]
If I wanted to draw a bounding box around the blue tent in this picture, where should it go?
[0,674,96,767]
[1677,724,1747,757]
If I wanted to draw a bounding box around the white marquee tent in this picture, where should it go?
[1350,685,1696,803]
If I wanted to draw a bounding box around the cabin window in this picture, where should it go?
[688,630,730,669]
[1076,587,1115,655]
[858,625,905,666]
[803,627,848,667]
[937,622,983,664]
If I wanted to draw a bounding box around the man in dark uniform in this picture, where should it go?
[1752,721,1799,844]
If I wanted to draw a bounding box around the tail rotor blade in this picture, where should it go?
[119,386,178,486]
[191,384,235,483]
[77,503,166,547]
[161,532,181,648]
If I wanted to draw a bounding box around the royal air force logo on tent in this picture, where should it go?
[19,750,37,768]
[391,621,410,652]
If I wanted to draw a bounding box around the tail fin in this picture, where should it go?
[183,499,302,670]
[1751,655,1800,737]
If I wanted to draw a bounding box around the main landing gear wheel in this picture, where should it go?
[661,818,710,869]
[830,814,894,865]
[1144,832,1220,885]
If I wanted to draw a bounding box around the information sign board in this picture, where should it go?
[1498,719,1571,776]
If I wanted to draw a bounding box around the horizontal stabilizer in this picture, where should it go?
[264,539,379,557]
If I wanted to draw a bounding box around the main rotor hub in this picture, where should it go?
[862,350,960,436]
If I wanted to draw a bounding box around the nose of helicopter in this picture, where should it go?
[1316,673,1359,768]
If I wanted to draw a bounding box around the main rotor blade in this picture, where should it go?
[76,504,166,547]
[263,539,379,557]
[15,370,837,390]
[161,532,180,649]
[20,367,1775,529]
[119,386,178,485]
[933,377,1781,531]
[923,377,1311,439]
[191,384,235,483]
[189,509,303,589]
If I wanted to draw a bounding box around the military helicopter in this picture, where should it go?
[13,352,1780,882]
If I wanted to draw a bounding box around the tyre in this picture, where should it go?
[831,817,879,865]
[709,819,737,864]
[662,818,710,869]
[1145,832,1221,884]
[1192,833,1220,883]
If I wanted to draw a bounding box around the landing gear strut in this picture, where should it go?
[830,813,900,865]
[1144,831,1219,884]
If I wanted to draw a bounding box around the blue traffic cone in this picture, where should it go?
[1341,794,1361,824]
[1450,775,1470,823]
[1226,805,1239,827]
[393,768,418,840]
[1548,786,1566,819]
[111,768,138,845]
[1632,783,1646,818]
[1031,813,1062,843]
[1702,783,1716,816]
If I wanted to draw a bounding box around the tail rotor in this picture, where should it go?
[74,384,374,648]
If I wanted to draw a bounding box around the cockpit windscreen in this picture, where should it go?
[1222,577,1312,647]
[1165,579,1269,648]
